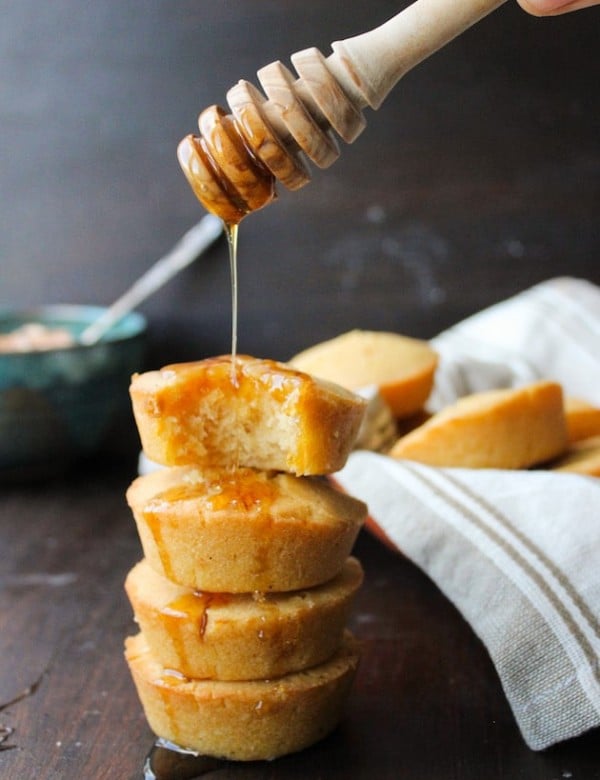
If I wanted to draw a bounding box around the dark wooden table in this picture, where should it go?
[1,459,599,779]
[1,0,599,777]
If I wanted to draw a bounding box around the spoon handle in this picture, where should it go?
[79,215,222,346]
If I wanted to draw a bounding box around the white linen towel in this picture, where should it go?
[335,277,600,751]
[428,276,600,409]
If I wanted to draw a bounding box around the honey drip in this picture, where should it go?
[224,221,239,387]
[143,512,176,583]
[161,591,233,641]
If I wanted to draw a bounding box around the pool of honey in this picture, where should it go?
[144,737,239,778]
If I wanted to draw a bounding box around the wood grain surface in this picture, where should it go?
[1,462,599,779]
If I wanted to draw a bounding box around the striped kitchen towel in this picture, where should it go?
[335,277,600,750]
[428,276,600,410]
[335,455,600,750]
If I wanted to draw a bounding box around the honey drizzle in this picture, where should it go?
[223,221,239,388]
[161,591,233,642]
[143,513,176,583]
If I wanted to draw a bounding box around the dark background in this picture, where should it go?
[1,0,598,451]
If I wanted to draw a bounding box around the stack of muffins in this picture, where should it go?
[123,355,368,761]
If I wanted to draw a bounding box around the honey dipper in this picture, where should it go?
[177,0,507,224]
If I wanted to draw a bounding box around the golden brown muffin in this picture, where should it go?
[550,436,600,477]
[125,557,363,680]
[129,355,366,476]
[289,330,438,419]
[389,381,568,469]
[126,465,366,592]
[564,397,600,444]
[125,631,361,761]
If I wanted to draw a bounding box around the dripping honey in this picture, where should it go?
[148,470,278,514]
[161,591,232,641]
[224,221,239,385]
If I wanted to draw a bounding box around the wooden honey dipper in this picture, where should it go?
[177,0,507,225]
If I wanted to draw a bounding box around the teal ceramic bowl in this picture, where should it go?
[0,305,147,478]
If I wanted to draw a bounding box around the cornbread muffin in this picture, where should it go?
[389,381,567,469]
[289,330,438,418]
[129,355,366,476]
[126,465,366,592]
[125,557,363,680]
[564,397,600,444]
[125,631,361,761]
[550,436,600,477]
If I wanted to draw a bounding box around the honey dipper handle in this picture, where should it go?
[327,0,507,109]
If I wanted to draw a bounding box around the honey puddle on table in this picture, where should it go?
[144,738,233,779]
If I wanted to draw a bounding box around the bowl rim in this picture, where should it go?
[0,304,147,355]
